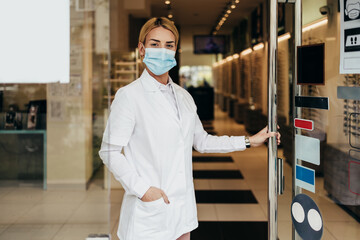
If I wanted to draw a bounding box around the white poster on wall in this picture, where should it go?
[0,0,70,83]
[340,0,360,74]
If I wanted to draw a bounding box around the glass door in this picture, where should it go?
[276,1,360,239]
[0,1,112,239]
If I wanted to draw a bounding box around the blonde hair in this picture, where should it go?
[139,17,179,46]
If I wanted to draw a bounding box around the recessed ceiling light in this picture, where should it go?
[231,4,236,9]
[227,9,231,14]
[165,1,170,5]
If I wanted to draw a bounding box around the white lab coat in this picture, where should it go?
[100,69,246,240]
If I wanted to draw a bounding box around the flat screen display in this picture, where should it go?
[193,35,227,54]
[297,43,325,85]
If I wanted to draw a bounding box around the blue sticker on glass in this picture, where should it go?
[296,165,315,193]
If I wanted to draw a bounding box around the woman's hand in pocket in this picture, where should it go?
[141,186,170,204]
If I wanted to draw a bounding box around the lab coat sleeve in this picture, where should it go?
[99,142,151,199]
[100,89,150,198]
[193,114,246,153]
[102,88,135,146]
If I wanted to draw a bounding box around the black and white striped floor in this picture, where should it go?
[191,154,267,240]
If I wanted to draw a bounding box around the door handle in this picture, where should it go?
[277,158,285,195]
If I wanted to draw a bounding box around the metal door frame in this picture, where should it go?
[267,0,302,239]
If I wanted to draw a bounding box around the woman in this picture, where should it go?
[99,17,280,240]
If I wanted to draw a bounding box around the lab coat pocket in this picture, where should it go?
[133,197,168,237]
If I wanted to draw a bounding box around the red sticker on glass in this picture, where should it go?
[294,118,314,131]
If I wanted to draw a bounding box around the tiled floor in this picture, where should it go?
[0,105,359,239]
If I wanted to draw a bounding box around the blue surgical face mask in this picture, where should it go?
[142,48,177,76]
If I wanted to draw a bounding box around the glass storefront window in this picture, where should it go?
[0,1,113,239]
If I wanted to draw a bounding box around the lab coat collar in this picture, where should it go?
[140,69,184,126]
[140,69,174,92]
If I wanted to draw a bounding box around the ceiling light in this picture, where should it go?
[302,18,328,32]
[226,56,234,62]
[253,43,264,51]
[212,0,239,35]
[165,1,171,5]
[241,48,252,56]
[168,13,173,19]
[278,32,291,42]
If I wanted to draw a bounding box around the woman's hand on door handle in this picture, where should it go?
[249,126,281,147]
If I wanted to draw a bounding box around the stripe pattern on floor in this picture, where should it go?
[192,155,267,240]
[193,170,243,179]
[193,156,233,162]
[191,221,268,240]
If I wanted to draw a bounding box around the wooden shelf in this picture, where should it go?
[115,70,137,74]
[107,49,141,103]
[109,79,132,83]
[115,61,136,66]
[103,95,115,99]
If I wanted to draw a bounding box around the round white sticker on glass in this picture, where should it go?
[292,202,305,223]
[308,209,322,231]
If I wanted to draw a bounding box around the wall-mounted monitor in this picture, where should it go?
[193,35,227,54]
[297,43,325,85]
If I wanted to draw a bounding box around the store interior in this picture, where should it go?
[0,0,359,239]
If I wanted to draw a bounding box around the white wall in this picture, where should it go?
[46,11,95,189]
[303,0,328,25]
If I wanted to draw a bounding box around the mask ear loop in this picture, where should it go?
[139,42,146,59]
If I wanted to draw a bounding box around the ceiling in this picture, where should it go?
[150,0,264,34]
